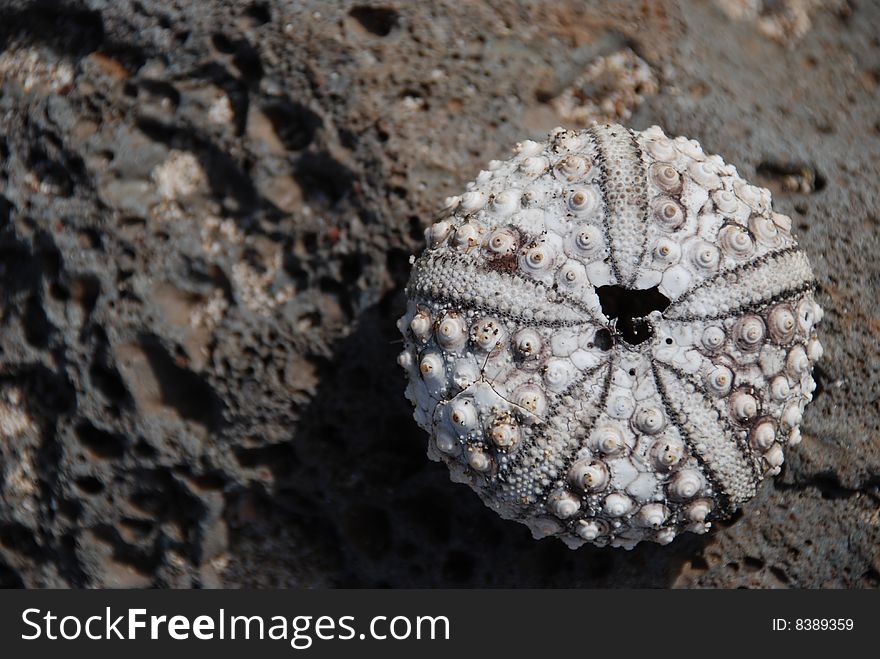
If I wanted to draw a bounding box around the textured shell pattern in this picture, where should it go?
[397,124,822,549]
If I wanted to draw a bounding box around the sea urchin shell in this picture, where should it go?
[397,123,822,549]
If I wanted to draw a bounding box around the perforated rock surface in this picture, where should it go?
[398,124,822,548]
[0,0,877,587]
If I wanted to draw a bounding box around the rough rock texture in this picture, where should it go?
[0,0,876,587]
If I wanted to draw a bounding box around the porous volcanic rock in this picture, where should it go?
[0,0,876,587]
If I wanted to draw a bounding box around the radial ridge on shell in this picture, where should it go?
[397,123,822,549]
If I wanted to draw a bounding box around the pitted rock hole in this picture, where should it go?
[596,285,671,345]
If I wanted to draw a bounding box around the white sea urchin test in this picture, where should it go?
[397,123,822,549]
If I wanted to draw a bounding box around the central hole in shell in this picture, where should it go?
[595,285,671,345]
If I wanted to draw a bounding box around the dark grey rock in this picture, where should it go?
[0,0,876,588]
